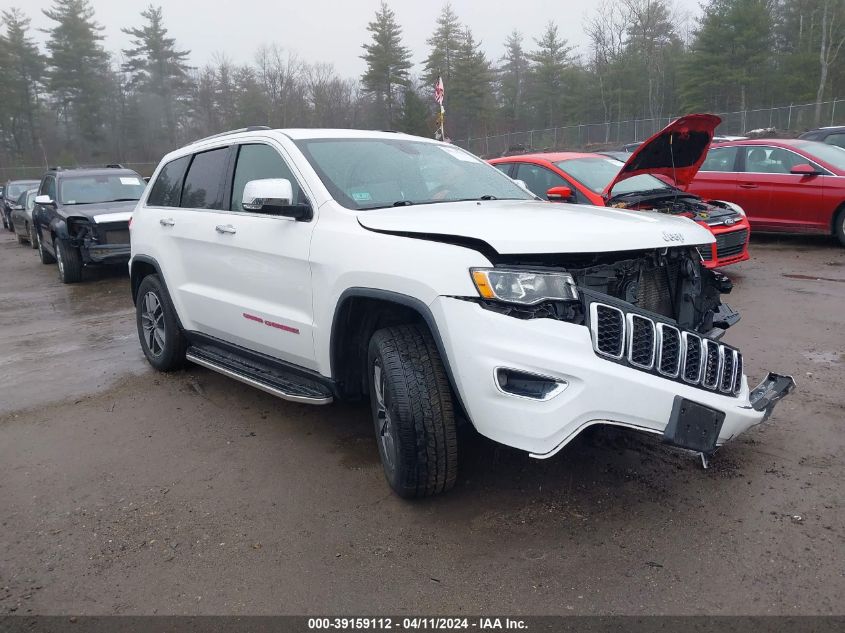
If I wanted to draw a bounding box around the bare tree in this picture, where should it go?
[815,0,845,125]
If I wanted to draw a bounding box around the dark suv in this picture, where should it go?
[32,165,145,283]
[3,179,40,231]
[798,126,845,148]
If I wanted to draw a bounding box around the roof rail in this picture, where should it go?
[193,126,272,145]
[105,163,125,169]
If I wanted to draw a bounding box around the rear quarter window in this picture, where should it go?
[147,156,190,207]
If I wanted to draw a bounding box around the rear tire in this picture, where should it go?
[367,324,458,498]
[54,237,83,283]
[35,227,55,264]
[135,274,186,372]
[835,208,845,247]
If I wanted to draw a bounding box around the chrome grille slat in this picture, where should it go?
[588,301,743,397]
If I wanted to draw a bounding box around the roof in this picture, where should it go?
[711,138,813,147]
[4,178,40,185]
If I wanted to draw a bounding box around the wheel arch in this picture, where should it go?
[329,288,470,422]
[832,201,845,234]
[129,256,185,331]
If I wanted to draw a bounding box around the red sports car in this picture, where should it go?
[490,114,751,268]
[687,138,845,246]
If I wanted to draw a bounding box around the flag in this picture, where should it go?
[434,76,444,105]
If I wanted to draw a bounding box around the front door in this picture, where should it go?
[172,142,318,370]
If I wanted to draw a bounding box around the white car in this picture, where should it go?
[129,127,794,498]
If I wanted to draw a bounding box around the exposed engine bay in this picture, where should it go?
[608,191,742,227]
[486,246,738,336]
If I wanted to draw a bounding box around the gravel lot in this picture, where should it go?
[0,230,843,615]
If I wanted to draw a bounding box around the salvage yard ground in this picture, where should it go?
[0,230,843,615]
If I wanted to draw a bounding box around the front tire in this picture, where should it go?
[368,324,458,498]
[835,208,845,247]
[54,237,83,283]
[135,274,186,372]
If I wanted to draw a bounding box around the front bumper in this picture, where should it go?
[431,297,792,458]
[82,243,131,264]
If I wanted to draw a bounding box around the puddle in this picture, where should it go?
[783,273,845,284]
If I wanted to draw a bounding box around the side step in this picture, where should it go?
[185,344,333,405]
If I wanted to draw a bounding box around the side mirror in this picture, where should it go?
[35,195,55,206]
[11,204,23,211]
[790,163,819,176]
[546,186,574,202]
[242,178,312,220]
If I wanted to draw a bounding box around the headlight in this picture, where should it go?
[471,268,579,305]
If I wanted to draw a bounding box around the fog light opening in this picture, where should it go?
[495,368,567,401]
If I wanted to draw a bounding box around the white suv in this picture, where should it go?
[129,127,793,498]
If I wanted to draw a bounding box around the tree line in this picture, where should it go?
[2,0,845,169]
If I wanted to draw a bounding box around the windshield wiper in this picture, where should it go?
[107,198,140,202]
[392,200,414,207]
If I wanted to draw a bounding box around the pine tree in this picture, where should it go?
[360,1,411,128]
[450,27,494,140]
[1,8,45,156]
[399,85,431,136]
[422,2,463,89]
[680,0,775,113]
[498,30,529,129]
[42,0,111,149]
[121,5,191,142]
[527,22,574,128]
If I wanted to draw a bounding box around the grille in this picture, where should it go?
[103,229,130,245]
[702,340,721,389]
[715,229,748,258]
[698,245,714,261]
[656,324,681,377]
[593,304,624,358]
[628,314,655,368]
[589,302,743,396]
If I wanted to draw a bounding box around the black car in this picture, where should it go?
[798,125,845,148]
[32,165,145,283]
[3,179,40,231]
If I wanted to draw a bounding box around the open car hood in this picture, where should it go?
[603,114,721,196]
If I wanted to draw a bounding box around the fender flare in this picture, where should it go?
[330,287,471,423]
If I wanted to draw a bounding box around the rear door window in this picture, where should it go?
[180,148,230,210]
[147,156,190,207]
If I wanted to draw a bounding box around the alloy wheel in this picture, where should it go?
[373,359,396,472]
[140,291,166,356]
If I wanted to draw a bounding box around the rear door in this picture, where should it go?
[736,146,827,232]
[172,141,318,369]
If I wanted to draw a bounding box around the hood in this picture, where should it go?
[357,199,715,256]
[603,113,721,196]
[63,200,136,223]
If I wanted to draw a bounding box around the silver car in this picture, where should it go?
[11,188,38,248]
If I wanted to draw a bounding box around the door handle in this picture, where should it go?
[739,183,758,189]
[159,217,175,226]
[215,224,236,234]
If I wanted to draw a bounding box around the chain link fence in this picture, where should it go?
[455,99,845,158]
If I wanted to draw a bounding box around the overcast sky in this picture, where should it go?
[2,0,704,80]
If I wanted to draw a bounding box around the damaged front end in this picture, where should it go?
[475,245,794,453]
[65,216,131,264]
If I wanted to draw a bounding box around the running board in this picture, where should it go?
[186,346,333,405]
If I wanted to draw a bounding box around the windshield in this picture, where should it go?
[555,157,673,197]
[7,181,39,199]
[59,174,145,205]
[294,138,534,210]
[794,140,845,171]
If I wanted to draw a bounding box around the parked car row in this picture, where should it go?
[3,165,145,282]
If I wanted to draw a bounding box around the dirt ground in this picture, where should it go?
[0,229,842,616]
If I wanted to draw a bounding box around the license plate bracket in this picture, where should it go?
[662,396,725,454]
